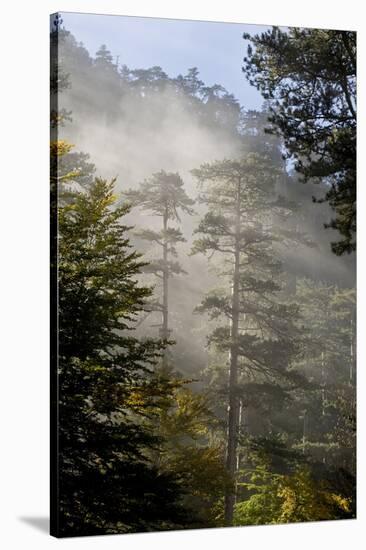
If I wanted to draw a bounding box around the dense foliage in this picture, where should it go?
[51,20,356,536]
[242,28,356,255]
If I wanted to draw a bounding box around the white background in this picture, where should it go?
[0,0,364,547]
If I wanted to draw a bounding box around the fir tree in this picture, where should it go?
[57,176,193,535]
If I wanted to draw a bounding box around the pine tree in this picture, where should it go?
[95,44,114,65]
[192,153,305,524]
[289,280,356,476]
[124,170,194,370]
[243,28,356,255]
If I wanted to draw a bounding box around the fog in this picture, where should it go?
[53,22,357,534]
[56,28,355,378]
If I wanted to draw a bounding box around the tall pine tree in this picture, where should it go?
[124,170,194,370]
[192,153,306,524]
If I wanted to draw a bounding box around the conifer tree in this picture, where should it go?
[242,28,356,255]
[95,44,114,66]
[50,16,72,128]
[57,175,193,535]
[192,153,305,525]
[289,280,356,475]
[124,170,194,370]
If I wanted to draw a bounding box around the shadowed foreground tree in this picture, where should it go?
[57,175,195,536]
[243,27,356,255]
[50,18,72,128]
[135,378,231,527]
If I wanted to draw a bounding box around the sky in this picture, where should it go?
[60,12,267,110]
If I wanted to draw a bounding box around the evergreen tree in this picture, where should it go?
[57,175,193,535]
[192,153,306,524]
[51,21,357,534]
[137,377,230,527]
[124,170,194,370]
[242,28,356,255]
[50,16,72,128]
[95,44,114,66]
[289,280,356,474]
[178,67,204,97]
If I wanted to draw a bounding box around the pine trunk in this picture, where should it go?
[224,181,241,526]
[162,208,169,371]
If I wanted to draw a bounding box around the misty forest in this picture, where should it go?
[50,18,356,536]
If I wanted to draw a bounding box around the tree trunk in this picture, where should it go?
[224,182,241,526]
[162,208,169,371]
[350,316,354,385]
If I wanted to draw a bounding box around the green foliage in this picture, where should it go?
[59,27,243,144]
[155,384,231,526]
[192,152,310,524]
[123,171,194,364]
[234,464,352,526]
[243,27,356,254]
[52,23,356,535]
[287,279,356,474]
[192,153,306,387]
[58,175,195,535]
[125,170,194,221]
[50,23,72,127]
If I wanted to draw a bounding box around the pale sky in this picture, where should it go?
[59,12,267,110]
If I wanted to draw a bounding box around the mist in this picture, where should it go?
[51,17,357,535]
[55,28,355,376]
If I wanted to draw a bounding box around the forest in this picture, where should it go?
[50,17,356,537]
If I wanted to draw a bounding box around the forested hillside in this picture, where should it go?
[51,19,356,536]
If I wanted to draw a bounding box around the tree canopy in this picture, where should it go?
[51,19,356,537]
[243,27,356,255]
